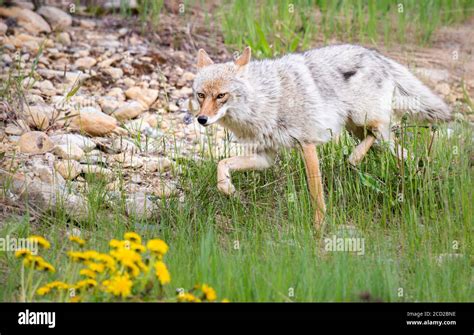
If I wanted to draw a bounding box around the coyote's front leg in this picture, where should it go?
[301,143,326,227]
[217,152,275,195]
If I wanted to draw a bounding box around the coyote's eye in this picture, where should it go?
[216,93,227,100]
[197,93,205,99]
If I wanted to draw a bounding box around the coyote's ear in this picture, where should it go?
[197,49,214,69]
[234,47,251,68]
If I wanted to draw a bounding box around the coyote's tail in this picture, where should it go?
[388,60,452,122]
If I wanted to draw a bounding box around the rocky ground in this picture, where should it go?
[0,1,473,223]
[0,1,234,221]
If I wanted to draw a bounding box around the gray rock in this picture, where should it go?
[37,80,56,96]
[143,156,172,172]
[5,124,24,136]
[53,143,84,160]
[112,100,145,121]
[37,6,72,31]
[70,106,118,137]
[0,173,88,220]
[32,162,65,186]
[57,32,71,46]
[23,103,53,130]
[124,87,158,108]
[81,164,112,179]
[0,7,51,35]
[50,133,96,152]
[55,159,82,180]
[75,56,97,69]
[108,152,144,168]
[124,118,151,135]
[111,137,139,153]
[18,131,54,154]
[36,68,90,82]
[98,96,122,115]
[126,192,156,219]
[103,67,123,79]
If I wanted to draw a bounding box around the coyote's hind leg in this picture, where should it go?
[347,121,410,165]
[346,120,377,165]
[217,151,275,195]
[300,143,326,228]
[348,135,376,166]
[372,123,411,161]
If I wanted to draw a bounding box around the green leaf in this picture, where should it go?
[289,36,300,52]
[255,23,271,56]
[358,171,385,194]
[66,80,82,101]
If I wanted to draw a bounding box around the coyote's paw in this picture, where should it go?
[217,180,236,196]
[397,148,414,161]
[348,152,361,166]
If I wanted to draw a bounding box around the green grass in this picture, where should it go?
[220,0,474,57]
[84,0,474,55]
[1,119,472,301]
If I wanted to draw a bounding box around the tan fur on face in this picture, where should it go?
[202,78,225,95]
[200,97,219,116]
[197,79,229,117]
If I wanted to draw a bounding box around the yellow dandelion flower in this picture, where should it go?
[75,279,97,291]
[46,281,69,290]
[130,242,146,253]
[87,262,105,273]
[36,286,51,296]
[82,250,100,259]
[122,260,140,277]
[27,236,51,249]
[15,249,32,258]
[37,260,56,273]
[201,284,217,301]
[23,255,40,267]
[221,299,230,303]
[68,250,101,263]
[109,239,127,249]
[177,292,200,302]
[154,261,171,285]
[103,274,132,298]
[124,232,141,244]
[67,251,88,262]
[80,269,97,278]
[110,248,141,264]
[23,255,54,272]
[69,236,85,246]
[147,239,169,257]
[93,254,116,272]
[36,281,68,296]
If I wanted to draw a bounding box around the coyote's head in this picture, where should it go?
[192,47,251,126]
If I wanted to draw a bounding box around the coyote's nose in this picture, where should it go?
[197,115,208,125]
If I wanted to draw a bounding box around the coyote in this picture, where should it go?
[192,44,451,226]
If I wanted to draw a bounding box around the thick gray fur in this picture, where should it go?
[193,44,451,154]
